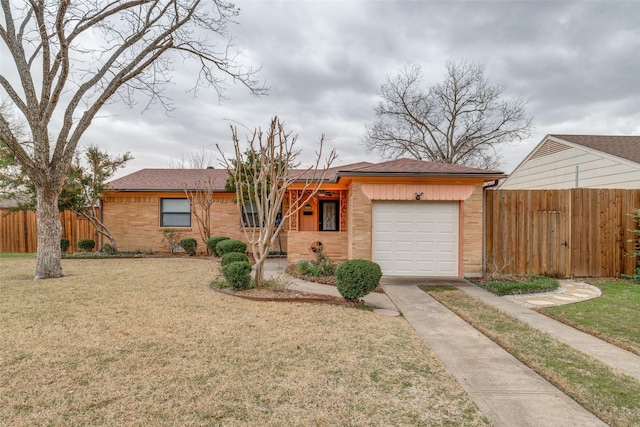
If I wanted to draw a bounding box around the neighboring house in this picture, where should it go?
[499,135,640,189]
[104,159,504,277]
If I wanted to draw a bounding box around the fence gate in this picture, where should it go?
[530,208,570,277]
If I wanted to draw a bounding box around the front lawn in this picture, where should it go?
[541,279,640,356]
[0,257,487,425]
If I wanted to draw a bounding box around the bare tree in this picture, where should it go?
[184,177,216,252]
[218,116,337,287]
[169,146,214,168]
[0,1,264,278]
[364,60,533,169]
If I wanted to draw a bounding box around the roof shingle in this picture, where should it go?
[551,135,640,164]
[107,169,230,192]
[342,158,503,174]
[108,158,504,191]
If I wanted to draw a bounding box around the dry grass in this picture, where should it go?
[0,258,487,426]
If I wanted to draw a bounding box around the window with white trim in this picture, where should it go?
[161,198,191,227]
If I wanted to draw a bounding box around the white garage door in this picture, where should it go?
[372,201,459,277]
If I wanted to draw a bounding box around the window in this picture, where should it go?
[319,200,338,231]
[242,202,282,228]
[161,198,191,227]
[242,203,260,228]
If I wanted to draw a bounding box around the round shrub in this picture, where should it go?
[60,238,70,253]
[222,261,253,290]
[179,238,198,256]
[335,259,383,301]
[101,243,115,254]
[216,239,247,256]
[207,236,230,255]
[221,252,249,267]
[77,239,96,252]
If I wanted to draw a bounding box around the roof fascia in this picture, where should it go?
[336,171,506,180]
[106,189,234,194]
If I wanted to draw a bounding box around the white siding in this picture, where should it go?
[500,147,640,189]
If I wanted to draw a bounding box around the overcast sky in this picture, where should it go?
[80,0,640,178]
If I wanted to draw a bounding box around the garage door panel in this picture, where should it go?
[372,201,458,277]
[438,241,456,252]
[415,241,435,252]
[396,221,414,233]
[438,223,456,233]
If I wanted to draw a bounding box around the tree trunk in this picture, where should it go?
[254,250,267,288]
[35,186,64,279]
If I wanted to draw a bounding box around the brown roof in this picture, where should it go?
[108,159,504,192]
[291,161,374,181]
[551,135,640,164]
[341,158,503,175]
[107,168,230,192]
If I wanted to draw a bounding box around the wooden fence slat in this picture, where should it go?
[0,209,99,253]
[486,189,640,278]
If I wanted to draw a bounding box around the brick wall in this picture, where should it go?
[102,193,286,254]
[287,231,348,264]
[348,183,372,260]
[462,184,484,276]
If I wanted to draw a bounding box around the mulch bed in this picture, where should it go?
[212,286,359,306]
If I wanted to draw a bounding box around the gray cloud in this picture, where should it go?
[64,0,640,177]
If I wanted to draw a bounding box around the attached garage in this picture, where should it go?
[372,201,459,277]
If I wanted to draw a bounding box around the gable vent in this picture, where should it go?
[530,139,571,160]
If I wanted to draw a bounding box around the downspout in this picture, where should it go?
[483,179,501,276]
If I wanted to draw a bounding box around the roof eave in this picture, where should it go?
[106,188,232,193]
[335,171,507,180]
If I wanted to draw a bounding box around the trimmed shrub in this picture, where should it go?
[335,259,383,301]
[77,239,96,252]
[222,261,253,290]
[221,252,249,267]
[179,238,198,256]
[101,243,115,254]
[216,239,247,256]
[207,236,230,255]
[60,238,70,253]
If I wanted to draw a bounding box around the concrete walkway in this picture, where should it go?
[382,280,608,427]
[262,260,640,425]
[505,279,601,308]
[457,281,640,381]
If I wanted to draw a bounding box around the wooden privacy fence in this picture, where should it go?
[0,209,98,253]
[486,189,640,278]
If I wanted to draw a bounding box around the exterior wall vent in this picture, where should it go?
[530,139,571,160]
